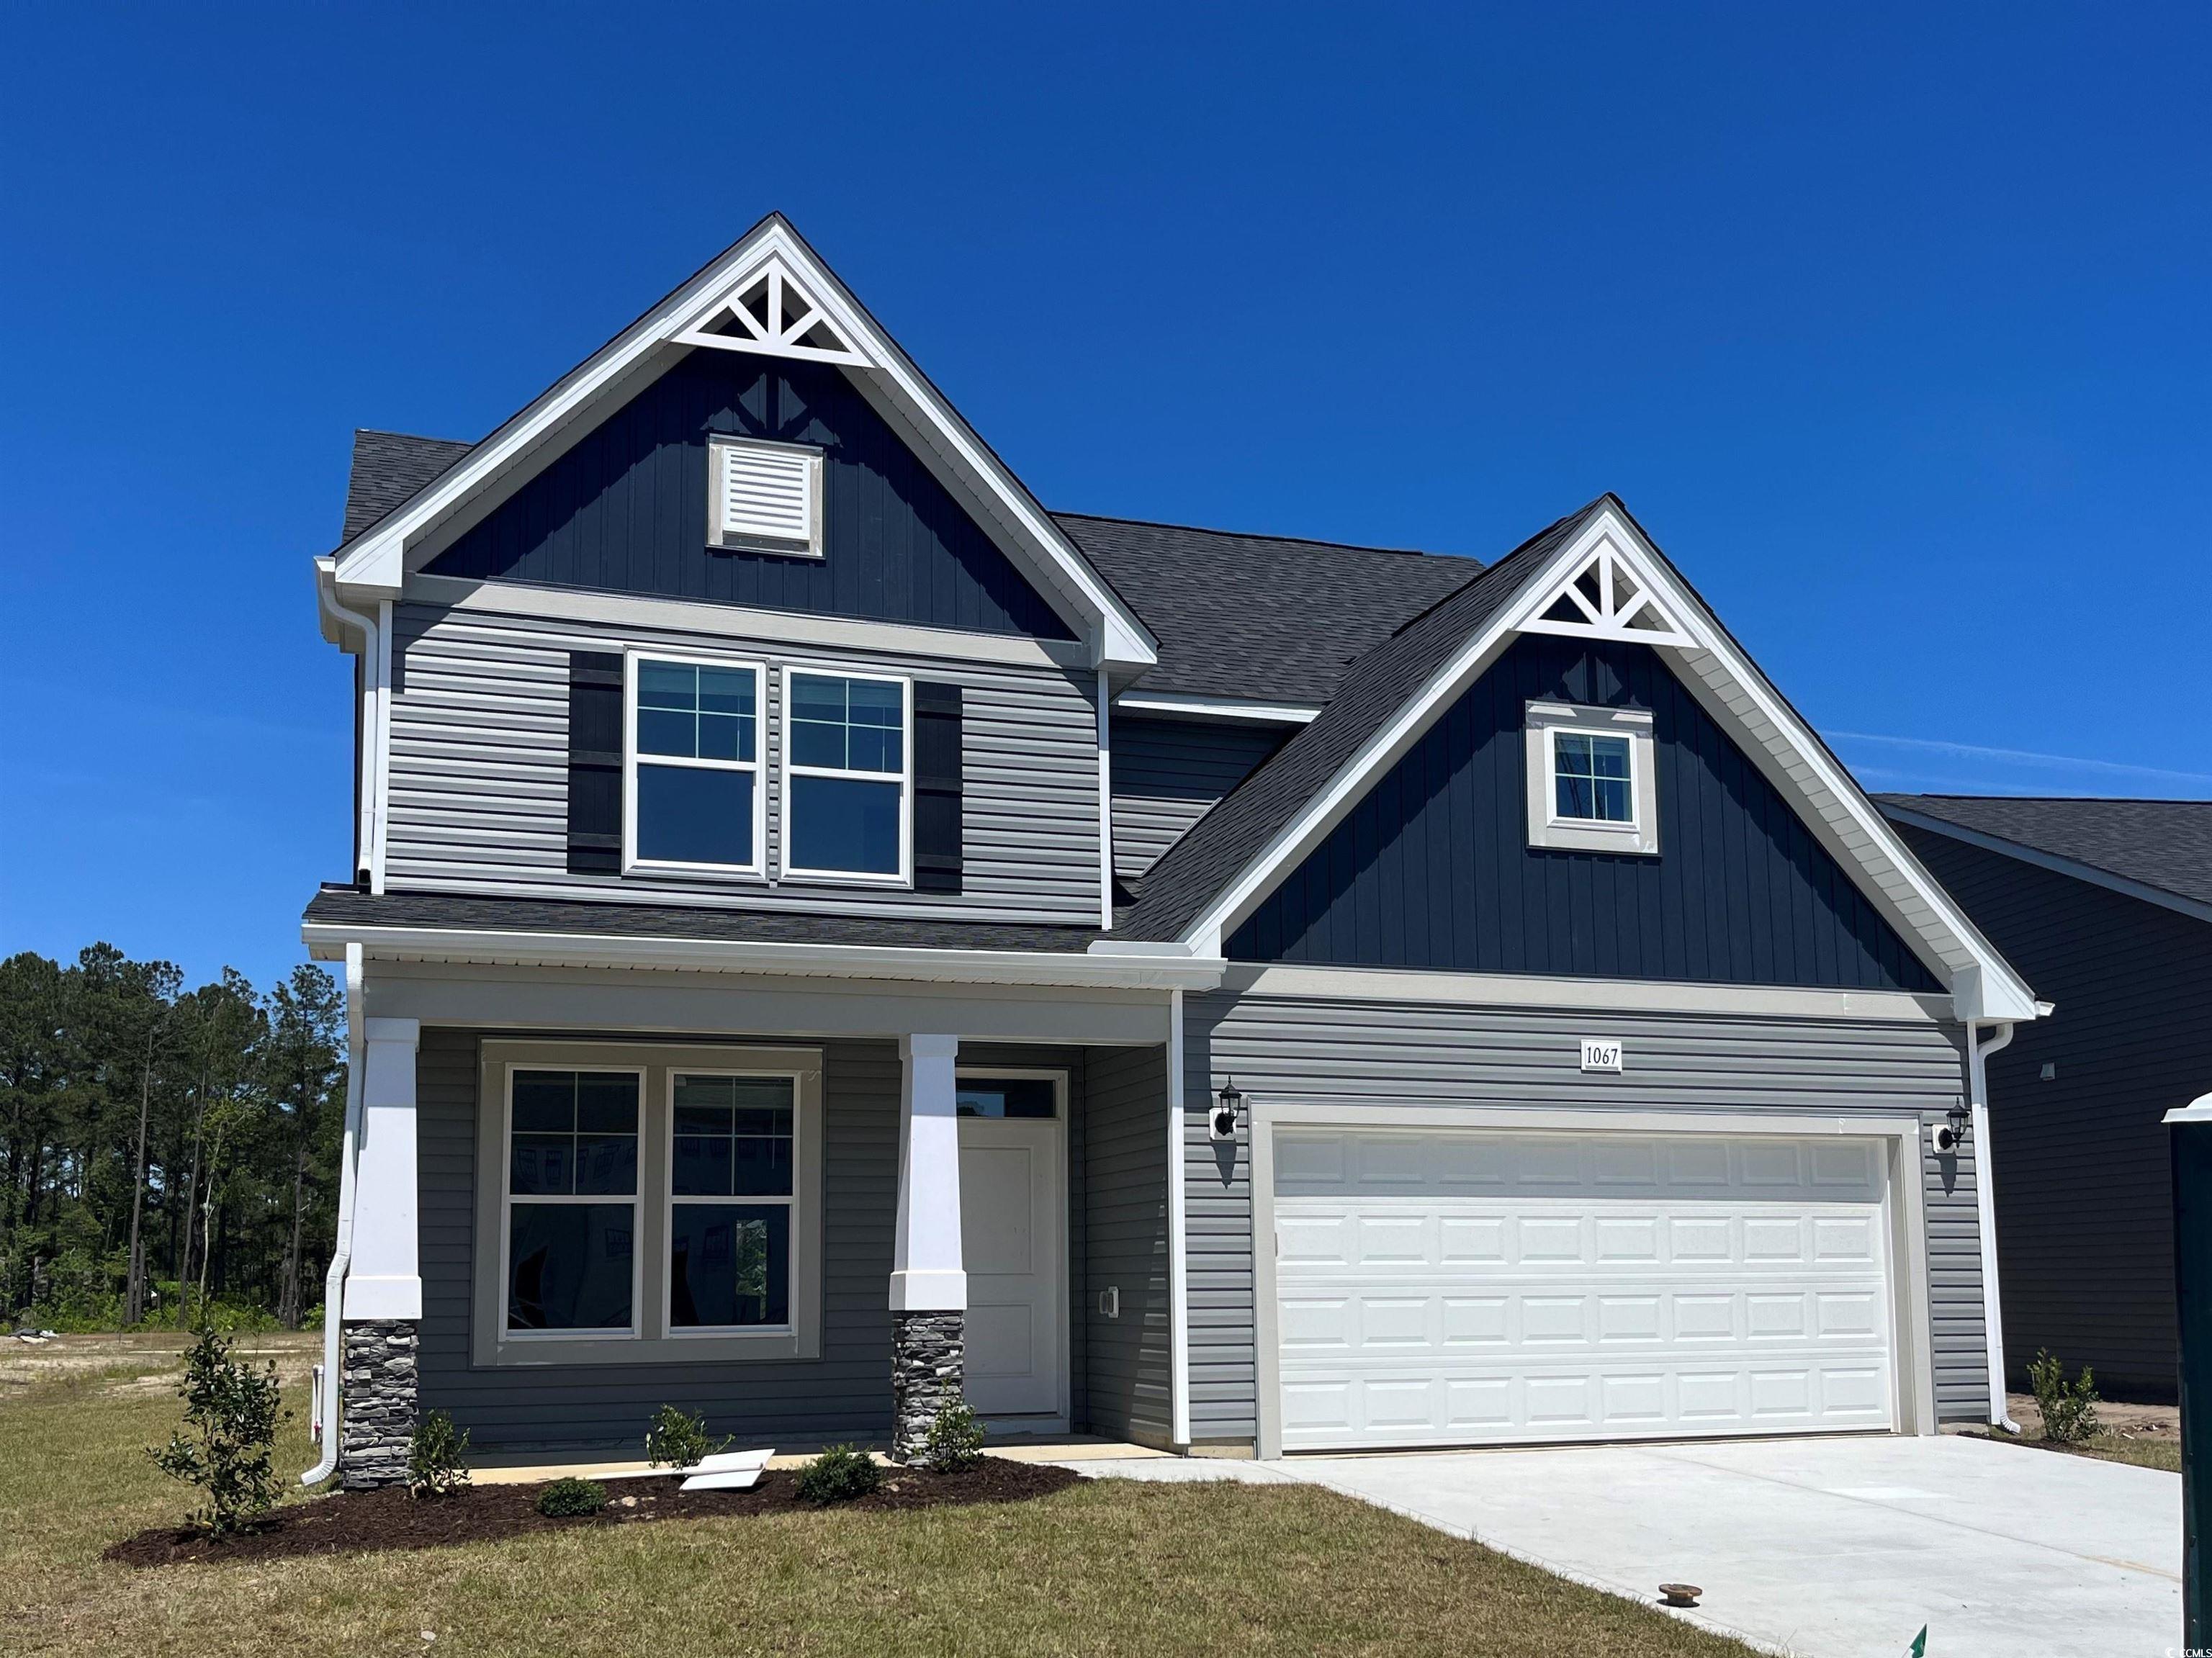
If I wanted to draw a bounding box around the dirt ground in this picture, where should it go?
[0,1330,321,1394]
[2005,1391,2177,1438]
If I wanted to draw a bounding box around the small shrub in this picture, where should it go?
[920,1402,986,1472]
[795,1443,881,1504]
[644,1403,730,1469]
[2028,1348,2101,1445]
[536,1476,607,1517]
[408,1408,472,1498]
[148,1327,284,1535]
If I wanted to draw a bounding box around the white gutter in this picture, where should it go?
[1966,1019,2019,1431]
[1097,673,1115,931]
[302,922,1227,992]
[315,564,387,892]
[303,942,367,1486]
[1166,988,1191,1448]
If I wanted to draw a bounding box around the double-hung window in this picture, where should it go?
[1523,700,1660,855]
[782,669,910,880]
[668,1073,797,1332]
[503,1068,642,1336]
[627,654,764,873]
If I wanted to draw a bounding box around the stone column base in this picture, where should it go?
[890,1309,965,1463]
[339,1319,418,1490]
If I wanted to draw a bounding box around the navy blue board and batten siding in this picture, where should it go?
[423,348,1074,640]
[1230,635,1942,991]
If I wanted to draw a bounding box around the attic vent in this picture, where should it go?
[675,258,871,366]
[710,436,823,557]
[1521,539,1696,647]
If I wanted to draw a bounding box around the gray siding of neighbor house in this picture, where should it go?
[1228,636,1943,992]
[415,1027,901,1450]
[385,603,1102,923]
[1082,1045,1173,1445]
[421,349,1074,640]
[1894,825,2212,1400]
[1110,716,1285,884]
[1177,991,1987,1446]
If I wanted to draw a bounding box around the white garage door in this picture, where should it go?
[1272,1127,1897,1451]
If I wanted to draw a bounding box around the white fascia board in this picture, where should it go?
[302,920,1224,991]
[1114,692,1321,725]
[1177,505,2039,1021]
[334,217,1156,672]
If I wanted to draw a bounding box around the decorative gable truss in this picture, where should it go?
[673,256,869,366]
[1519,539,1696,646]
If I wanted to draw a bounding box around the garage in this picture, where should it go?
[1266,1125,1901,1451]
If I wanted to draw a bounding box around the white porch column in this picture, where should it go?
[343,1017,422,1320]
[890,1033,966,1311]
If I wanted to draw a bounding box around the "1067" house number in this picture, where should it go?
[1579,1037,1625,1073]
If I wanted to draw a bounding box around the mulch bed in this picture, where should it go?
[106,1459,1083,1568]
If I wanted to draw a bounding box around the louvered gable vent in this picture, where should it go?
[711,436,823,557]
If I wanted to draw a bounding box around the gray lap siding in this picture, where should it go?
[1179,991,1987,1446]
[386,602,1102,923]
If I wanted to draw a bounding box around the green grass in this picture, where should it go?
[4,1334,1755,1657]
[2063,1431,2181,1473]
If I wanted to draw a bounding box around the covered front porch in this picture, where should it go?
[324,958,1188,1484]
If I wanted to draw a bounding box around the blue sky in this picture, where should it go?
[2,3,2207,990]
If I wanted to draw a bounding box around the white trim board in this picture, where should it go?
[1114,693,1321,726]
[1220,963,1954,1022]
[331,215,1156,673]
[1177,505,2038,1022]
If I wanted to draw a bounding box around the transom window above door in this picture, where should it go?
[955,1075,1059,1119]
[1523,700,1660,856]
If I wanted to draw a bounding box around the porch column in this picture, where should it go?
[341,1016,421,1489]
[889,1033,964,1460]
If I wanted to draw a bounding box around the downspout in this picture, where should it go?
[1967,1019,2018,1431]
[1166,988,1191,1448]
[302,942,366,1486]
[1096,672,1115,931]
[314,574,384,890]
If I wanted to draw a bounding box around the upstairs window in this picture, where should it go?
[627,656,764,874]
[709,436,823,558]
[783,670,909,880]
[1524,700,1659,855]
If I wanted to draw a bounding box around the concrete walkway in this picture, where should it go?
[1239,1436,2178,1657]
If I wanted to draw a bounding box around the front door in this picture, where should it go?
[957,1104,1065,1419]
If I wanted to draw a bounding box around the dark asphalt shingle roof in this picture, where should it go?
[304,886,1105,952]
[1876,796,2212,912]
[1115,497,1614,942]
[341,430,475,543]
[338,431,1482,705]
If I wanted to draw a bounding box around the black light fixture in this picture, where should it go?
[1948,1101,1971,1143]
[1931,1100,1971,1154]
[1210,1076,1246,1143]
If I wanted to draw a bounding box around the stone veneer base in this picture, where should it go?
[339,1319,418,1491]
[890,1309,965,1463]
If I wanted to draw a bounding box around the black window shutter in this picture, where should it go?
[567,652,624,873]
[912,681,963,894]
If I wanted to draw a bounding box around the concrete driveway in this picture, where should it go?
[1270,1435,2178,1658]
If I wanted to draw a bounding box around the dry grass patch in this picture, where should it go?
[6,1340,1755,1658]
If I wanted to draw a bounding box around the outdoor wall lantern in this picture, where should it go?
[1210,1077,1246,1143]
[1931,1101,1970,1155]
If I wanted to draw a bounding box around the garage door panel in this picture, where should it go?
[1272,1128,1898,1450]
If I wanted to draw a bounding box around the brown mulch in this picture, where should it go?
[105,1459,1083,1568]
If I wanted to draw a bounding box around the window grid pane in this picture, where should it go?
[1554,732,1635,824]
[670,1075,796,1198]
[789,673,904,776]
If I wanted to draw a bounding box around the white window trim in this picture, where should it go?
[623,649,768,880]
[778,664,914,887]
[495,1060,647,1345]
[1524,700,1659,855]
[472,1040,823,1368]
[662,1064,806,1341]
[707,433,825,559]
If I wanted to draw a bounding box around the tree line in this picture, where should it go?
[0,945,345,1330]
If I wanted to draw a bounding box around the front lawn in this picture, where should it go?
[4,1334,1754,1657]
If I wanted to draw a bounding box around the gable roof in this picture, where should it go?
[1878,795,2212,920]
[1106,495,2041,1022]
[339,430,1481,706]
[325,213,1156,671]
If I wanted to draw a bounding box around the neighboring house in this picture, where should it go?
[1879,796,2212,1402]
[303,214,2042,1489]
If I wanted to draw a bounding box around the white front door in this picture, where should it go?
[1272,1127,1899,1451]
[958,1116,1065,1418]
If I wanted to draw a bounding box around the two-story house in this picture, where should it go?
[302,215,2041,1488]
